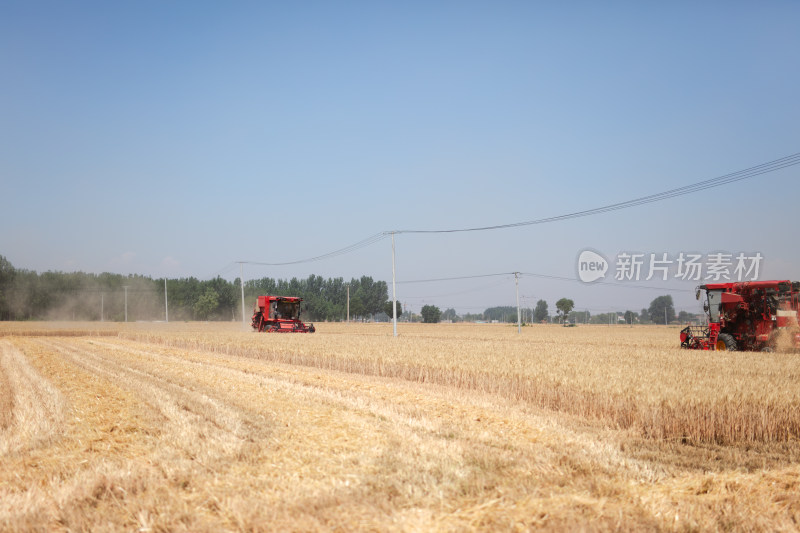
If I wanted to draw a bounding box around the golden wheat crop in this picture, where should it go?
[1,321,799,531]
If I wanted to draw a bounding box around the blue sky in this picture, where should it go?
[2,2,799,315]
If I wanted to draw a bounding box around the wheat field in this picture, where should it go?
[1,321,799,531]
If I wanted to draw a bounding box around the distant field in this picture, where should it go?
[2,321,799,531]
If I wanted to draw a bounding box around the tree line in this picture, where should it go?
[0,255,388,322]
[0,255,695,325]
[414,295,695,325]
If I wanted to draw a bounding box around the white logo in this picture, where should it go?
[577,249,608,283]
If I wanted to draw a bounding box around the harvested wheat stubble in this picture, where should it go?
[0,337,208,531]
[120,323,800,445]
[0,321,126,337]
[2,323,800,531]
[0,340,66,455]
[0,356,12,430]
[0,330,119,337]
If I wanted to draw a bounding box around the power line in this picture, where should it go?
[238,232,388,267]
[395,152,800,234]
[396,270,694,292]
[214,152,797,273]
[397,272,513,284]
[403,278,511,299]
[517,272,695,292]
[207,262,238,279]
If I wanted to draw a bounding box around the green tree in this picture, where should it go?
[648,295,675,325]
[533,299,549,322]
[383,300,403,318]
[353,276,388,316]
[208,276,236,320]
[349,294,365,319]
[0,255,15,320]
[194,288,219,320]
[420,304,441,323]
[484,306,517,322]
[569,309,590,324]
[623,310,637,324]
[639,308,651,324]
[441,308,458,322]
[590,312,619,325]
[555,298,575,323]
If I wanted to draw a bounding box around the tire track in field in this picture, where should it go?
[88,337,491,461]
[88,337,445,435]
[58,337,456,528]
[88,338,661,486]
[0,340,66,455]
[0,350,12,430]
[89,338,660,481]
[89,338,674,529]
[37,338,264,465]
[81,338,534,524]
[1,337,173,532]
[27,336,666,530]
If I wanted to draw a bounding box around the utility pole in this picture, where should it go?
[123,286,129,322]
[100,293,104,322]
[346,284,350,323]
[515,272,521,334]
[392,232,398,337]
[664,307,667,326]
[164,278,169,323]
[239,262,246,330]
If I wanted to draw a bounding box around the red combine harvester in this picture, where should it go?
[251,296,315,333]
[680,280,800,351]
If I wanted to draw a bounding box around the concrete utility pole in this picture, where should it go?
[123,286,129,322]
[515,272,521,334]
[392,232,398,337]
[165,278,169,323]
[239,262,246,330]
[100,293,104,322]
[346,284,350,323]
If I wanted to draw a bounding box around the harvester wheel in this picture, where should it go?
[715,333,737,352]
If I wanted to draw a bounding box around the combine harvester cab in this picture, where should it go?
[251,296,315,333]
[680,280,800,351]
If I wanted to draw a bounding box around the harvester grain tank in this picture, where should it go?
[680,280,800,351]
[251,295,315,333]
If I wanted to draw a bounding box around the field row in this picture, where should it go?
[115,323,800,445]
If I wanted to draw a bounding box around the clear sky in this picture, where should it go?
[2,1,799,316]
